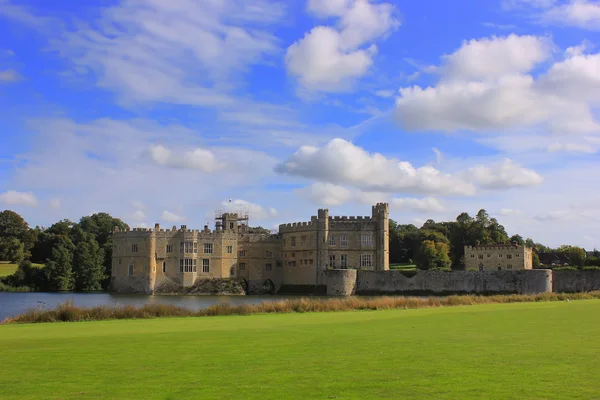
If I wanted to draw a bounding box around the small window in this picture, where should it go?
[328,235,336,246]
[193,242,198,254]
[340,235,348,246]
[229,222,234,230]
[265,263,272,272]
[487,254,491,258]
[239,263,246,271]
[471,254,475,258]
[291,236,296,247]
[301,236,306,247]
[128,264,134,276]
[478,255,484,259]
[204,243,213,254]
[162,261,166,273]
[498,267,502,270]
[340,254,347,268]
[506,254,512,259]
[361,234,373,247]
[131,244,138,253]
[516,254,520,257]
[329,254,336,268]
[179,258,183,273]
[499,254,503,258]
[227,245,233,254]
[507,264,513,269]
[119,259,122,264]
[239,250,246,257]
[291,252,295,258]
[265,250,272,258]
[166,244,173,253]
[193,259,197,273]
[360,254,372,268]
[202,259,210,273]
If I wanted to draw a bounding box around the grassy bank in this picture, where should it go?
[1,300,599,399]
[0,260,44,277]
[5,291,600,324]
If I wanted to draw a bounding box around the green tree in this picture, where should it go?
[0,210,36,256]
[44,237,75,291]
[510,234,525,245]
[0,238,24,264]
[556,245,586,268]
[416,240,451,271]
[71,226,106,291]
[434,242,452,270]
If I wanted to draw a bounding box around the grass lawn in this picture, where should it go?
[1,301,599,399]
[0,261,18,277]
[389,263,417,270]
[0,261,43,277]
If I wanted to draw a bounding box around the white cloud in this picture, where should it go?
[438,34,550,81]
[131,210,147,222]
[147,145,222,172]
[466,158,544,189]
[221,199,278,220]
[394,34,600,138]
[49,198,61,209]
[505,0,600,30]
[161,210,185,223]
[391,197,445,213]
[52,0,285,106]
[275,138,476,196]
[356,191,389,205]
[285,0,399,92]
[0,190,38,207]
[0,68,21,83]
[296,182,352,206]
[375,89,395,98]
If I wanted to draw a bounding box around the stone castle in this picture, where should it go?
[464,242,533,271]
[110,203,390,294]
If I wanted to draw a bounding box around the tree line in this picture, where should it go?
[1,208,598,292]
[0,210,128,291]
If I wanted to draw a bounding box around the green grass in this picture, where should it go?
[0,261,43,277]
[389,263,417,270]
[1,300,599,399]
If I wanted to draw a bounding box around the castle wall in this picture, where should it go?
[325,269,357,296]
[552,270,600,293]
[354,269,552,295]
[464,245,533,271]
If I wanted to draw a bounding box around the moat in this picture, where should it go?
[0,292,326,321]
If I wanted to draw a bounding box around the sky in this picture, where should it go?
[0,0,599,249]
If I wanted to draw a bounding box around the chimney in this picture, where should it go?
[154,223,160,230]
[475,240,481,246]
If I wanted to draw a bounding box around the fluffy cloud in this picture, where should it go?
[465,158,544,189]
[498,208,524,216]
[147,145,222,172]
[296,182,352,206]
[0,190,38,207]
[275,138,476,195]
[285,0,399,92]
[395,34,600,139]
[438,34,550,80]
[391,197,445,213]
[161,210,185,223]
[547,143,596,154]
[220,199,278,220]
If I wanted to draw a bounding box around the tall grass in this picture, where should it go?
[4,291,600,324]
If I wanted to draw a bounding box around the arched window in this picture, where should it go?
[162,261,166,273]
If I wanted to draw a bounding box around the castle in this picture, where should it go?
[464,242,533,271]
[110,203,390,294]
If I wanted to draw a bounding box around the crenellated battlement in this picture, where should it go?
[278,221,316,233]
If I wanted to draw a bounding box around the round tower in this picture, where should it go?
[372,203,390,271]
[147,229,157,294]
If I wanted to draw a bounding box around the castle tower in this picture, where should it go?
[147,229,157,293]
[316,208,329,284]
[372,203,390,271]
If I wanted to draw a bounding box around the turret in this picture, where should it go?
[316,208,330,284]
[372,203,390,271]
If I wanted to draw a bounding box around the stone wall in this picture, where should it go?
[325,269,357,296]
[552,270,600,293]
[353,269,552,295]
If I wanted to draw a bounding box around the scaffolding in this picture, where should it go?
[214,199,249,230]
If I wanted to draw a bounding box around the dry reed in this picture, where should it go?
[3,291,600,324]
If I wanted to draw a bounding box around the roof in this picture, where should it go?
[538,252,571,265]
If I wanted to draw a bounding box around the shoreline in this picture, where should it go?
[3,290,600,325]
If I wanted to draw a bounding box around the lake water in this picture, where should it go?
[0,292,324,321]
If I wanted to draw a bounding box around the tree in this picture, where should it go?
[416,240,451,271]
[71,226,105,291]
[510,234,525,245]
[556,245,586,268]
[0,238,24,264]
[0,210,36,256]
[44,237,75,291]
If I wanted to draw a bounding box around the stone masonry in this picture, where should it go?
[464,243,533,271]
[110,203,390,294]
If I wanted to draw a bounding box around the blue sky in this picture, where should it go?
[1,0,599,248]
